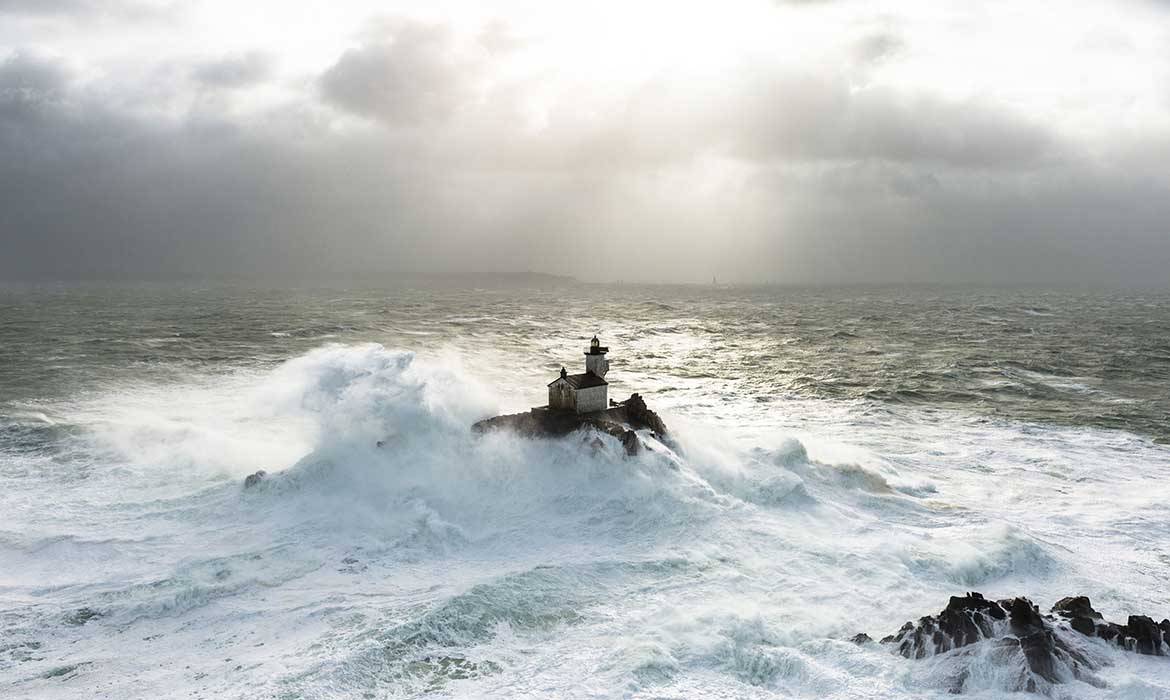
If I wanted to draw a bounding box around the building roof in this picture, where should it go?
[548,371,608,389]
[584,346,609,355]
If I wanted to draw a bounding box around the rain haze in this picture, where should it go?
[2,0,1169,284]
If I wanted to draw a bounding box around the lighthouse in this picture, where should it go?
[585,335,609,378]
[546,335,610,413]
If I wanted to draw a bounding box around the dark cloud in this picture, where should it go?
[192,52,273,88]
[853,32,905,64]
[0,0,94,14]
[0,53,569,281]
[0,0,171,19]
[1,19,1168,286]
[0,51,68,95]
[1,104,409,279]
[0,51,70,124]
[320,20,475,126]
[742,161,1170,285]
[734,72,1054,168]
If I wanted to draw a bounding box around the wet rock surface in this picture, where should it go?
[471,393,669,457]
[863,592,1168,694]
[620,393,668,435]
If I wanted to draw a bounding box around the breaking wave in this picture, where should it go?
[3,342,1170,699]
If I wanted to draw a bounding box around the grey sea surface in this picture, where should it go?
[3,283,1168,440]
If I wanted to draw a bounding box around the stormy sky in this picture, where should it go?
[2,1,1169,285]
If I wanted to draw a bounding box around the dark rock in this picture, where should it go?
[471,393,669,457]
[1052,596,1101,620]
[1126,615,1164,655]
[875,593,1150,693]
[1048,597,1166,656]
[889,592,1006,658]
[620,430,640,457]
[1067,615,1097,636]
[622,393,669,435]
[243,470,267,488]
[850,633,872,645]
[1096,621,1125,643]
[1006,597,1045,636]
[1018,628,1061,686]
[1052,596,1102,637]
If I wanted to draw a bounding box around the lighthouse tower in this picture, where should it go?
[585,335,609,378]
[546,335,611,413]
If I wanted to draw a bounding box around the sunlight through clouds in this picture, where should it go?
[1,0,1169,283]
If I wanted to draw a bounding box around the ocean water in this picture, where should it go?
[1,283,1169,699]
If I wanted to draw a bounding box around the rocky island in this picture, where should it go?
[471,336,669,455]
[855,592,1169,694]
[472,392,668,456]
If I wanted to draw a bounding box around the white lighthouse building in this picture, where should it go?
[547,336,610,413]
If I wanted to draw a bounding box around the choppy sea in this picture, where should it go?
[2,283,1169,699]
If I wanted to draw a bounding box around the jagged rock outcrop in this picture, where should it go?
[862,592,1168,694]
[471,394,668,457]
[1048,596,1170,656]
[621,393,668,435]
[619,428,641,456]
[243,470,267,488]
[1051,596,1100,636]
